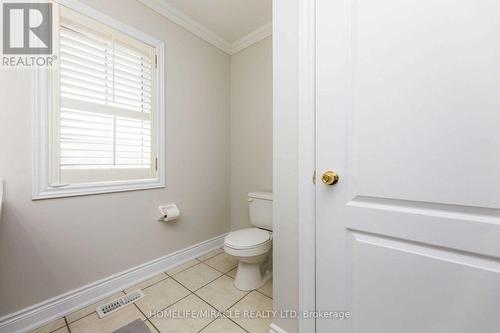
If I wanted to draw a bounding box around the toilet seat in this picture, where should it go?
[225,228,272,249]
[224,228,272,257]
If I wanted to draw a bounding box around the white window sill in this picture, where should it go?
[32,178,165,200]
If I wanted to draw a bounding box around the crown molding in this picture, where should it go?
[137,0,232,54]
[231,22,272,54]
[138,0,271,55]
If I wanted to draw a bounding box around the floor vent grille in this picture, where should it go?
[96,290,145,318]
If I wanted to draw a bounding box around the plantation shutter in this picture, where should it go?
[56,7,156,184]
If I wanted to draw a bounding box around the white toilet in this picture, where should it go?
[224,192,273,291]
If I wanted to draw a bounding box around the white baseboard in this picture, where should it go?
[269,323,289,333]
[0,233,226,333]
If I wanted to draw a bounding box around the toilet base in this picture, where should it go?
[234,260,272,291]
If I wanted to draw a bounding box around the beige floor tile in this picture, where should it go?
[195,275,248,311]
[145,320,159,332]
[134,278,191,318]
[53,327,69,333]
[229,291,273,333]
[205,253,238,273]
[200,317,246,333]
[29,318,66,333]
[66,292,125,323]
[166,259,200,276]
[197,248,224,261]
[69,304,145,333]
[204,253,239,273]
[226,268,237,278]
[257,278,273,299]
[124,273,168,294]
[150,294,217,333]
[173,263,222,291]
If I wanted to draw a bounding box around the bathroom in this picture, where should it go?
[3,0,500,332]
[0,0,275,332]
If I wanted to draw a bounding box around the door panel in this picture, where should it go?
[351,0,500,209]
[316,0,500,332]
[350,231,500,333]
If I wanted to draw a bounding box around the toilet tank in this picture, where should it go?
[248,192,273,231]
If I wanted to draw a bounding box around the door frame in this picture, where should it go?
[297,0,317,331]
[272,0,317,331]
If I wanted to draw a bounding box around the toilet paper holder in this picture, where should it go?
[158,204,180,222]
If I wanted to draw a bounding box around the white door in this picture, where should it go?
[316,0,500,332]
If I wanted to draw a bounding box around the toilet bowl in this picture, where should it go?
[225,228,272,290]
[224,192,273,291]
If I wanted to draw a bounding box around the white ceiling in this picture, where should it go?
[160,0,272,43]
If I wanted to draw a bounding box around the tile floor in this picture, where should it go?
[28,248,273,333]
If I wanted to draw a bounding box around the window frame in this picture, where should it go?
[33,0,165,200]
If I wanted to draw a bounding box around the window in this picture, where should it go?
[33,2,165,199]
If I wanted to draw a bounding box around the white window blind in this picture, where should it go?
[55,7,157,184]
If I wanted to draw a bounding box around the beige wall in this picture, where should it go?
[230,37,273,230]
[0,0,231,316]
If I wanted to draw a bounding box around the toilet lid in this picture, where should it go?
[224,228,272,250]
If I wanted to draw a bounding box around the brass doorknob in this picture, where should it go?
[321,171,339,185]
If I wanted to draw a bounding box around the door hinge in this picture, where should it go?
[154,54,158,68]
[312,170,316,185]
[155,157,158,171]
